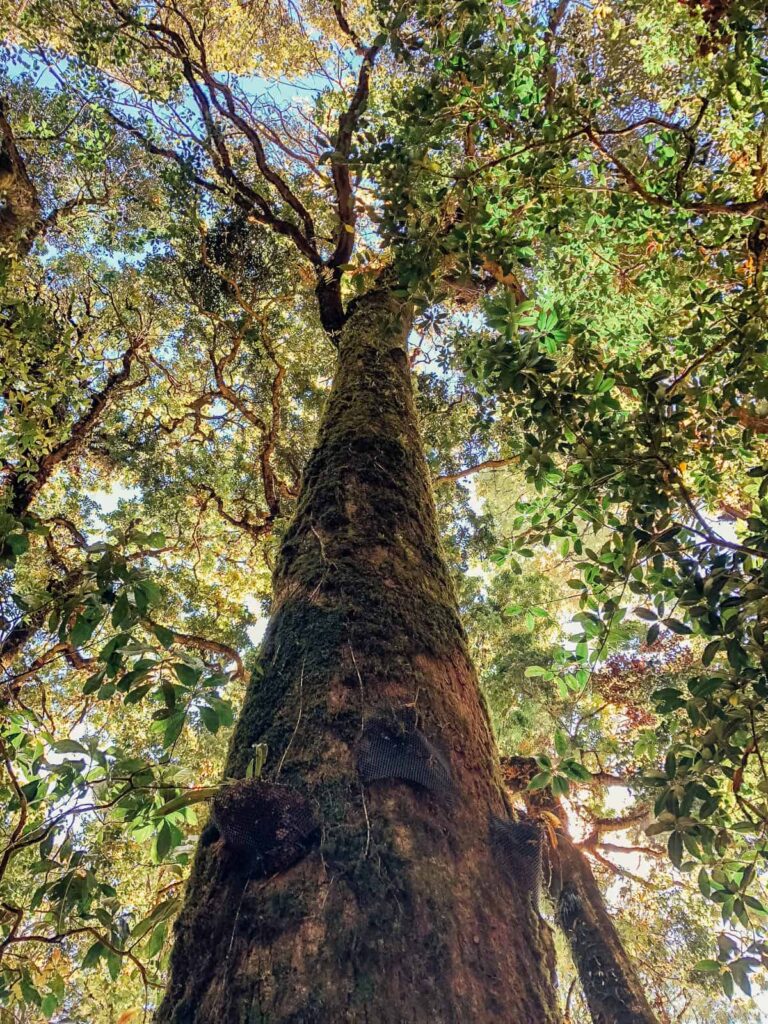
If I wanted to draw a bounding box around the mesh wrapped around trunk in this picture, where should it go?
[489,814,542,903]
[357,713,453,798]
[211,780,317,876]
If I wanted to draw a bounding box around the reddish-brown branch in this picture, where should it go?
[147,618,245,679]
[587,127,768,218]
[434,457,518,486]
[199,484,274,544]
[328,36,382,269]
[3,925,152,986]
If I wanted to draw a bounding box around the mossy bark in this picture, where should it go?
[501,758,658,1024]
[551,836,659,1024]
[155,284,561,1024]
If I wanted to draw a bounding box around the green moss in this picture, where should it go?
[155,287,559,1024]
[224,288,466,790]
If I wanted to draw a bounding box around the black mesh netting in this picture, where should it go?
[357,713,453,798]
[211,780,317,876]
[489,814,542,902]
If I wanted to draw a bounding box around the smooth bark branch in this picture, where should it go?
[156,284,560,1023]
[328,36,381,269]
[199,485,274,543]
[434,456,519,485]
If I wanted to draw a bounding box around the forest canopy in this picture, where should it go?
[0,1,767,1022]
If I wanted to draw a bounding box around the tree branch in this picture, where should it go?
[434,457,518,486]
[4,329,148,519]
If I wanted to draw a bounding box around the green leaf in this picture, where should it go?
[6,532,29,557]
[173,663,200,687]
[153,623,175,649]
[111,593,131,628]
[702,640,720,666]
[106,951,122,981]
[148,920,168,958]
[559,759,592,782]
[667,831,683,868]
[71,614,98,646]
[82,940,106,969]
[131,897,180,940]
[162,712,185,748]
[528,771,552,791]
[633,607,657,621]
[153,820,173,863]
[694,959,721,973]
[721,970,734,998]
[200,705,220,734]
[41,994,59,1016]
[82,670,106,695]
[664,618,692,635]
[124,683,153,704]
[554,729,569,757]
[552,774,569,796]
[49,739,88,755]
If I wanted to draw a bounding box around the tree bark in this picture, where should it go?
[501,758,659,1024]
[156,284,561,1024]
[0,98,41,259]
[550,835,659,1024]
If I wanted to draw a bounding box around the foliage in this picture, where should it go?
[0,0,767,1018]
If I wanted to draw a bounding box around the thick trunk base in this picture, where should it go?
[156,287,560,1024]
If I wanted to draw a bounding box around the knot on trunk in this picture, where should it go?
[489,814,543,902]
[357,711,453,799]
[211,780,317,876]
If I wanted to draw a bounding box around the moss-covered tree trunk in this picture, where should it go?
[501,758,658,1024]
[156,283,560,1024]
[551,836,659,1024]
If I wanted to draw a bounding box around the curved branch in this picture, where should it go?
[587,127,768,218]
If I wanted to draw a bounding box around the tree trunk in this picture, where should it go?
[156,284,560,1024]
[0,98,41,259]
[551,836,659,1024]
[501,758,659,1024]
